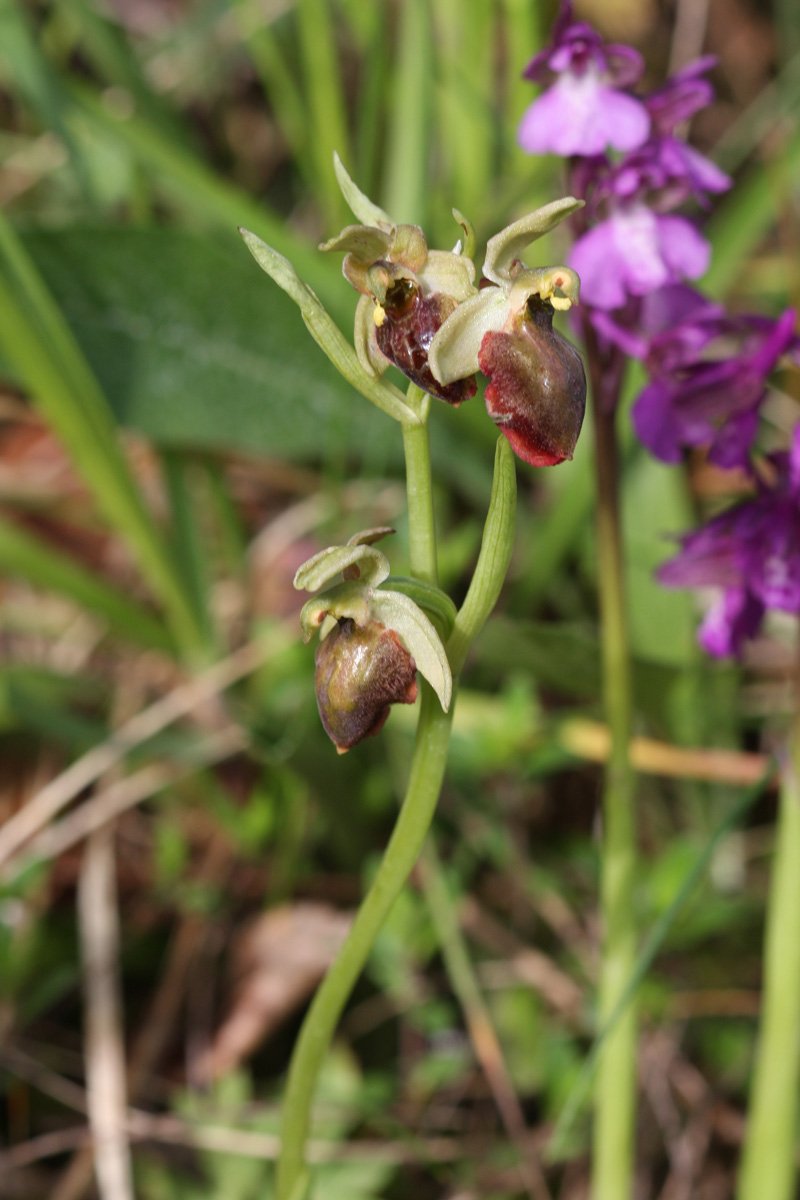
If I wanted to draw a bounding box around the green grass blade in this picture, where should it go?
[230,0,314,192]
[66,80,350,324]
[704,120,800,299]
[297,0,352,230]
[547,763,775,1159]
[0,513,174,652]
[0,210,206,657]
[500,0,544,177]
[0,0,94,197]
[383,0,432,226]
[431,0,495,219]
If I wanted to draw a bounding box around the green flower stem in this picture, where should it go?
[587,337,637,1200]
[737,716,800,1200]
[276,683,453,1200]
[277,383,445,1200]
[276,416,516,1200]
[402,384,438,586]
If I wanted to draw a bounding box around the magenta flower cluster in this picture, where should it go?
[519,1,800,658]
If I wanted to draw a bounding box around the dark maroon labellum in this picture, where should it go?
[375,280,478,406]
[314,618,418,753]
[479,297,586,467]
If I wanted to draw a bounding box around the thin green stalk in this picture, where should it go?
[277,385,444,1200]
[402,384,438,586]
[276,684,453,1200]
[588,340,637,1200]
[737,715,800,1200]
[276,423,516,1200]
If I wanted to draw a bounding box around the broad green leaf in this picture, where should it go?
[0,214,204,657]
[14,228,400,457]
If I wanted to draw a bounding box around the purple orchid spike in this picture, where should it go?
[517,0,650,156]
[659,427,800,657]
[632,307,798,467]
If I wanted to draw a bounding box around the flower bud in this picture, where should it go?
[479,296,586,467]
[314,618,418,753]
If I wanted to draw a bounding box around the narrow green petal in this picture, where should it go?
[299,583,371,642]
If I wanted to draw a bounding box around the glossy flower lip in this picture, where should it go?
[319,154,478,404]
[315,618,418,753]
[479,298,586,467]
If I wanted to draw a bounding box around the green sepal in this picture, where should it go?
[239,228,417,425]
[333,151,393,229]
[347,527,395,547]
[294,542,391,593]
[383,576,458,637]
[370,590,452,712]
[428,287,507,385]
[318,225,392,260]
[482,197,584,286]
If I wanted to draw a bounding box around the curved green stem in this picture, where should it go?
[276,684,453,1200]
[737,712,800,1200]
[277,381,444,1200]
[276,417,517,1200]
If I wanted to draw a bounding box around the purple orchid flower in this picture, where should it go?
[517,1,650,157]
[659,428,800,656]
[632,306,798,467]
[642,58,732,203]
[568,201,710,310]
